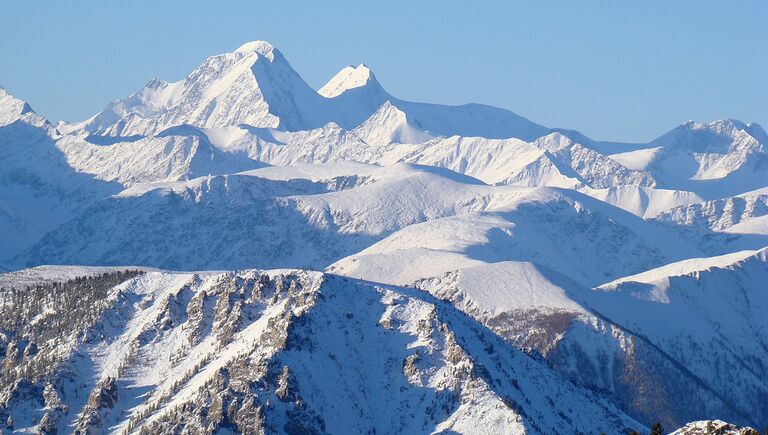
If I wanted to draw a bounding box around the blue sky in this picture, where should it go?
[1,0,765,142]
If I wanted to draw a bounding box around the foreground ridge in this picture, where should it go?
[0,269,641,434]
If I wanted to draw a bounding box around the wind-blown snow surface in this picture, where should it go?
[2,40,768,432]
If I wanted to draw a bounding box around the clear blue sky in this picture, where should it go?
[1,0,766,142]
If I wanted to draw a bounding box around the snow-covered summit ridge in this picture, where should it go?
[79,39,325,135]
[233,40,278,59]
[653,118,765,153]
[9,40,767,155]
[71,40,551,140]
[318,63,380,98]
[0,86,50,129]
[599,247,767,290]
[0,86,32,126]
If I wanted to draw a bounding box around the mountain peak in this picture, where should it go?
[352,100,435,146]
[0,86,46,128]
[653,118,764,153]
[319,63,382,98]
[233,40,278,59]
[678,118,748,133]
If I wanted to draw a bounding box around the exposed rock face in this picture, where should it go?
[75,376,119,433]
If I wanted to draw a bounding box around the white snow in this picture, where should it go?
[318,63,376,98]
[723,214,768,235]
[598,248,763,288]
[1,39,767,432]
[607,146,662,170]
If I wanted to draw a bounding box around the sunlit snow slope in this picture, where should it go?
[1,40,767,432]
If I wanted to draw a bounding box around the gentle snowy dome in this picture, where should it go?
[233,40,278,59]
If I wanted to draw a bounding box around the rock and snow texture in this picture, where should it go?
[590,248,768,427]
[409,252,768,430]
[1,40,768,432]
[607,119,768,198]
[670,420,761,435]
[0,269,641,434]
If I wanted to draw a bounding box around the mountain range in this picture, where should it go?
[0,41,766,434]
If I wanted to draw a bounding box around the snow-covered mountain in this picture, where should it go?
[327,177,701,287]
[0,89,120,262]
[1,40,767,432]
[606,119,768,198]
[590,248,768,428]
[15,163,700,283]
[408,258,763,430]
[387,248,767,430]
[0,269,643,434]
[651,187,768,255]
[656,187,768,233]
[78,41,335,135]
[73,41,549,142]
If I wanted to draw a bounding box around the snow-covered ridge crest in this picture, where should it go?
[0,86,51,130]
[597,246,767,291]
[352,100,436,146]
[73,40,551,140]
[655,119,766,153]
[0,86,33,127]
[233,40,277,59]
[318,63,378,98]
[80,39,324,136]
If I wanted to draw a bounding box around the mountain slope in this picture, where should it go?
[652,188,768,254]
[329,184,700,287]
[0,268,641,434]
[56,129,263,186]
[411,260,757,429]
[655,187,768,232]
[16,164,699,284]
[590,248,768,427]
[0,89,120,263]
